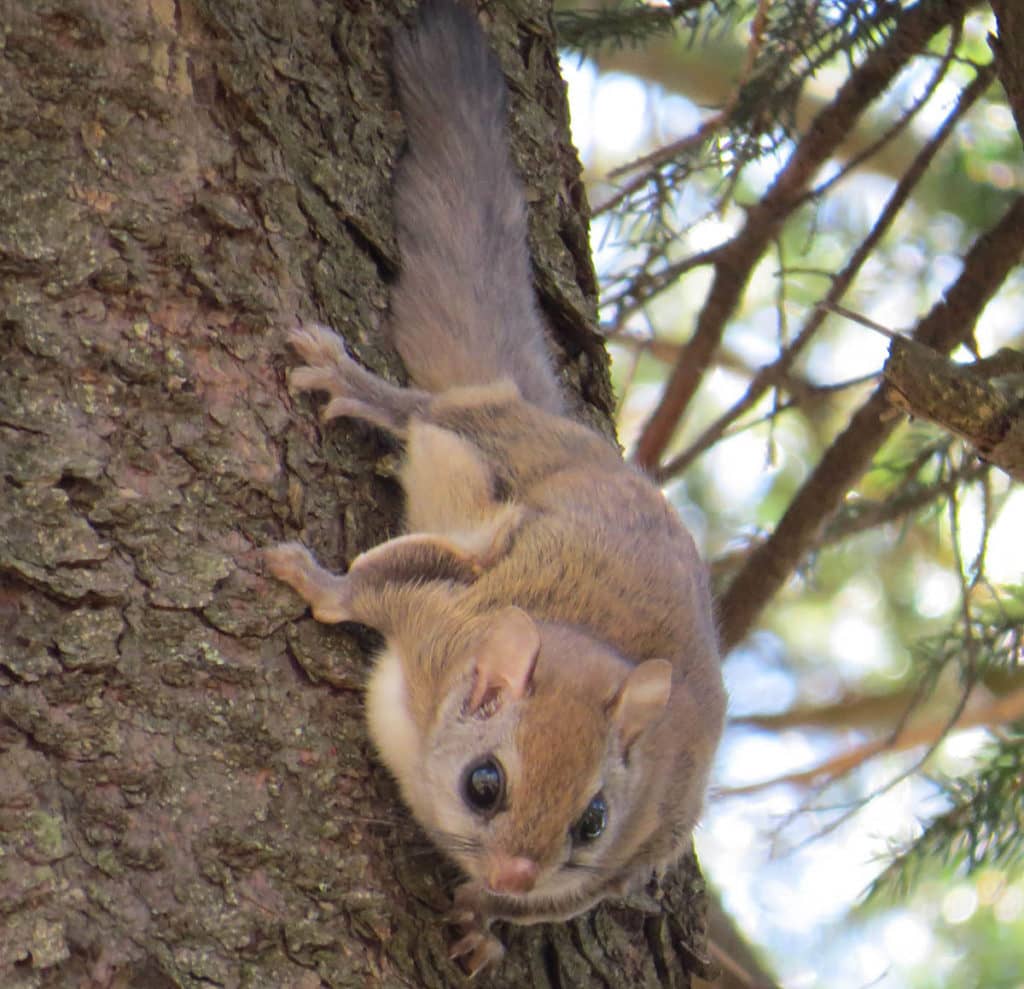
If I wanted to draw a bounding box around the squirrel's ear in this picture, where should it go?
[467,607,540,714]
[608,659,672,750]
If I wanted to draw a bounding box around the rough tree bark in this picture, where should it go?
[0,1,712,986]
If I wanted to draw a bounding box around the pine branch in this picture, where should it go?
[556,0,713,54]
[867,725,1024,900]
[720,687,1024,798]
[717,193,1024,652]
[732,687,940,733]
[655,57,994,481]
[631,0,975,470]
[822,458,988,544]
[586,33,973,215]
[592,2,921,328]
[598,0,772,215]
[600,246,721,324]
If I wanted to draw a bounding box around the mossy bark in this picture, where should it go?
[0,1,708,985]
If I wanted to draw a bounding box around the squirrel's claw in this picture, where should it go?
[449,929,505,977]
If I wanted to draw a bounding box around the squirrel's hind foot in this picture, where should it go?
[286,321,428,436]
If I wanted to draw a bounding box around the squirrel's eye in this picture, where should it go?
[462,758,504,814]
[573,793,607,844]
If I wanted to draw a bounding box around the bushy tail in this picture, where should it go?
[389,0,564,414]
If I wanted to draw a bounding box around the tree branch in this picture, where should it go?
[731,687,927,734]
[631,0,975,469]
[822,458,988,544]
[718,193,1024,652]
[992,0,1024,145]
[655,58,995,482]
[719,686,1024,797]
[577,4,979,202]
[883,342,1024,482]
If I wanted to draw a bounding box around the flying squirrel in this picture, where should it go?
[265,0,726,974]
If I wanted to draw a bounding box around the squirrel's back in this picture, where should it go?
[389,0,564,414]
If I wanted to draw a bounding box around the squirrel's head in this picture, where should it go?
[408,608,677,907]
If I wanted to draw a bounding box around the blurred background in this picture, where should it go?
[555,2,1024,987]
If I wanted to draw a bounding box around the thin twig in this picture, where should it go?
[595,0,773,217]
[632,0,976,470]
[796,21,964,208]
[655,58,997,481]
[601,246,722,327]
[718,688,1024,797]
[764,464,988,845]
[717,191,1024,651]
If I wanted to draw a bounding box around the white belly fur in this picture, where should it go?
[365,645,420,783]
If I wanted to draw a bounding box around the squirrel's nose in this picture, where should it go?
[487,855,539,894]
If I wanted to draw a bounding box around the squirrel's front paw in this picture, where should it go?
[446,882,505,976]
[264,542,353,624]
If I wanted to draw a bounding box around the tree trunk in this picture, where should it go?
[0,1,710,985]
